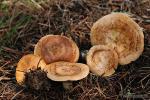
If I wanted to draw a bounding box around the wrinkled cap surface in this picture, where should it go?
[91,13,144,65]
[16,54,46,85]
[45,61,89,81]
[87,45,118,76]
[34,35,79,64]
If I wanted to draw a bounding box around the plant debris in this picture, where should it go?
[24,69,52,91]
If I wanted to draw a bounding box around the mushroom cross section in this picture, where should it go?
[16,54,46,85]
[91,13,144,65]
[34,35,79,64]
[45,61,89,81]
[87,45,118,76]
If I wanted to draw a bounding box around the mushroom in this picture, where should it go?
[34,35,79,64]
[91,13,144,65]
[44,61,89,89]
[86,45,118,76]
[16,54,46,85]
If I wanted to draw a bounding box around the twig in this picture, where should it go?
[1,46,24,56]
[11,89,24,100]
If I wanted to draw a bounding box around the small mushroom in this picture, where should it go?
[45,61,89,81]
[16,54,46,85]
[91,13,144,65]
[86,45,118,76]
[44,61,89,89]
[34,35,79,64]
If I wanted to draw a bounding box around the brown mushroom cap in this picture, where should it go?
[34,35,79,64]
[45,61,89,81]
[91,13,144,65]
[86,45,118,76]
[16,54,46,85]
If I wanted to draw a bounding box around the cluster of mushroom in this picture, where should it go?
[16,35,89,89]
[87,13,144,76]
[16,13,144,89]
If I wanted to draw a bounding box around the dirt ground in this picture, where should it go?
[0,0,150,100]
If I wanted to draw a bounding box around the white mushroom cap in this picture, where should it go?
[86,45,118,76]
[45,61,89,81]
[34,35,79,64]
[16,54,46,85]
[91,13,144,65]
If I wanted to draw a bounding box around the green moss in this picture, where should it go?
[0,14,32,53]
[0,1,9,13]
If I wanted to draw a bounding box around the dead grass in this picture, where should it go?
[0,0,150,100]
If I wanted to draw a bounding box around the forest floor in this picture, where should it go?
[0,0,150,100]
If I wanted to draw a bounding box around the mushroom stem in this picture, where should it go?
[62,81,73,90]
[80,50,89,62]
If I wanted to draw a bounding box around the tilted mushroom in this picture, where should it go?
[44,61,89,89]
[86,45,118,76]
[45,61,89,81]
[34,35,79,64]
[16,54,46,85]
[91,13,144,65]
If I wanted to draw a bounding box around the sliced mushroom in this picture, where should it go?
[34,35,79,64]
[91,13,144,65]
[16,54,46,85]
[86,45,118,76]
[45,61,89,81]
